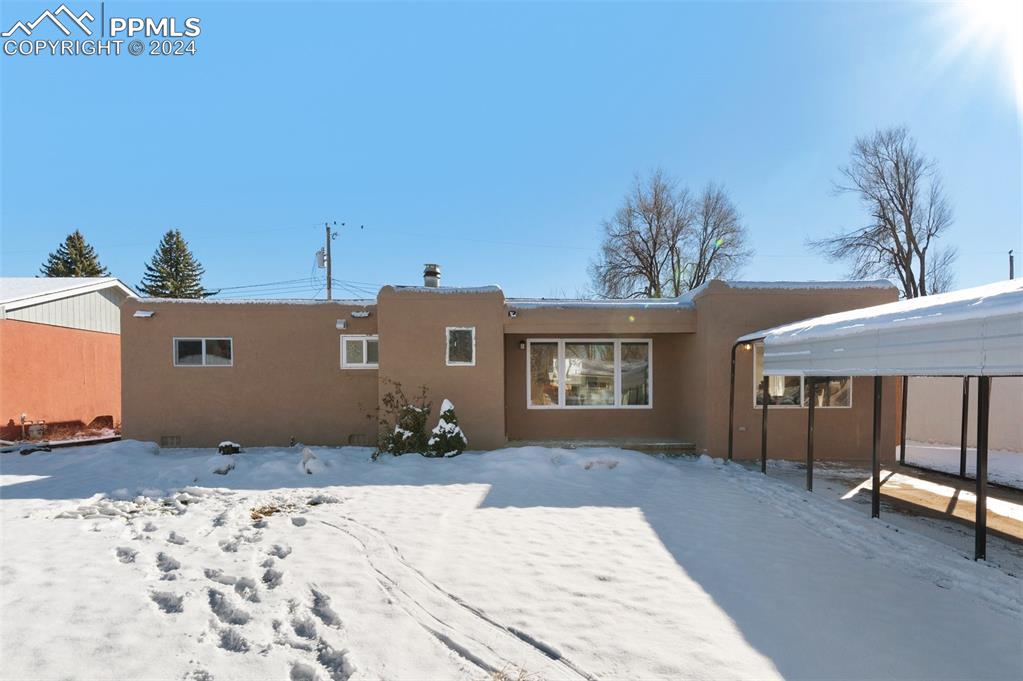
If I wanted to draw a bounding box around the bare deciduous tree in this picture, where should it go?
[811,126,957,297]
[589,170,752,298]
[675,184,752,293]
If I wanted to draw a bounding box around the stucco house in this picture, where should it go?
[0,277,133,440]
[120,268,899,461]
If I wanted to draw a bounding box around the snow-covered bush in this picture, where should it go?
[426,399,468,458]
[376,380,431,458]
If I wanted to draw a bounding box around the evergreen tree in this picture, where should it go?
[137,229,212,298]
[40,230,109,277]
[426,399,468,458]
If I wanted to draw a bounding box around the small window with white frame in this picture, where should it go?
[341,335,379,369]
[174,338,233,367]
[753,341,851,407]
[446,327,475,366]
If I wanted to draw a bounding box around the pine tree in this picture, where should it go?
[39,230,109,277]
[426,399,468,458]
[137,229,212,298]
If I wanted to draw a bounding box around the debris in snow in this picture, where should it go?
[583,459,619,470]
[218,441,242,455]
[307,493,340,506]
[301,447,326,475]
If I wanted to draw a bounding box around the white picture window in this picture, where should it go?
[753,342,851,408]
[173,338,233,367]
[446,327,475,366]
[527,339,652,409]
[341,335,379,368]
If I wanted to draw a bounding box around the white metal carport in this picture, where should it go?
[727,279,1023,560]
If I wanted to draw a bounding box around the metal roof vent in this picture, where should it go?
[423,263,441,288]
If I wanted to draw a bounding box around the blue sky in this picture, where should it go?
[1,1,1020,299]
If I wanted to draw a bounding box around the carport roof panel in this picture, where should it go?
[756,279,1023,377]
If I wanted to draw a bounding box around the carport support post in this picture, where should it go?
[760,378,769,474]
[899,376,908,464]
[871,376,882,518]
[806,378,815,492]
[728,342,739,461]
[975,376,991,561]
[960,377,970,478]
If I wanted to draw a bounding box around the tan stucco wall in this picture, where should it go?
[120,281,902,460]
[692,282,901,462]
[376,287,507,450]
[906,376,1023,452]
[504,333,689,442]
[120,300,379,447]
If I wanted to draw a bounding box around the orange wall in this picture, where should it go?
[0,319,121,429]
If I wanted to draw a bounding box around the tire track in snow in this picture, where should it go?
[317,516,598,681]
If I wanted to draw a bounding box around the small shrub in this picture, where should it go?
[375,380,431,458]
[426,399,468,458]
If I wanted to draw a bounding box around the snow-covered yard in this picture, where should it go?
[1,443,1020,681]
[902,440,1023,489]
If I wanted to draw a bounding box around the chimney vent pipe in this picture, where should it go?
[423,263,441,288]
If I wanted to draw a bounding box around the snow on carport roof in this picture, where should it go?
[756,279,1023,377]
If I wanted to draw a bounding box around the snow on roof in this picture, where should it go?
[0,277,133,309]
[132,296,376,306]
[758,279,1023,377]
[724,279,895,291]
[389,285,502,295]
[506,297,693,310]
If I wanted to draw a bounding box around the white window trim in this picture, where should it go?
[526,338,653,410]
[341,335,379,369]
[752,342,852,409]
[446,326,476,366]
[172,337,234,367]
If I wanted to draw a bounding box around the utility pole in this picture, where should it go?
[325,222,333,300]
[1010,250,1015,280]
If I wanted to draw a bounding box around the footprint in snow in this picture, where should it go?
[143,521,158,532]
[204,568,236,585]
[115,547,137,563]
[309,588,342,628]
[217,627,249,653]
[262,568,284,589]
[289,662,319,681]
[261,557,276,569]
[292,517,307,527]
[292,616,317,640]
[150,591,184,614]
[208,589,251,625]
[218,538,240,553]
[269,544,292,559]
[234,577,260,603]
[156,552,180,573]
[167,531,188,545]
[316,641,356,681]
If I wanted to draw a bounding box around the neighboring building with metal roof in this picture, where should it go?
[0,277,133,440]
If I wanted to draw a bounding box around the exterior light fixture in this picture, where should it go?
[508,310,518,318]
[742,342,753,351]
[336,319,348,330]
[519,341,526,350]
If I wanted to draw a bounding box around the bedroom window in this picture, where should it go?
[341,335,379,368]
[173,338,233,367]
[446,327,476,366]
[753,342,851,407]
[527,339,652,409]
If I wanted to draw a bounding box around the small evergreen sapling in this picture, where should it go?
[426,399,468,458]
